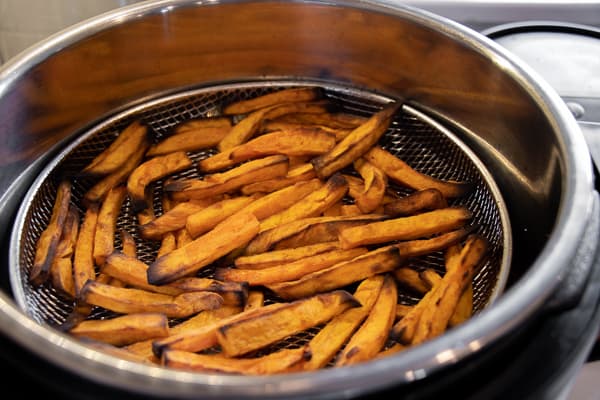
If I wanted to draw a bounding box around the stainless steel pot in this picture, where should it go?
[0,1,597,399]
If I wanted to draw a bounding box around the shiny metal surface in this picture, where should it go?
[0,0,595,398]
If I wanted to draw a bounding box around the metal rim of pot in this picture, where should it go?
[0,0,595,398]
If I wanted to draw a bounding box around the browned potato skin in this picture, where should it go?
[383,188,448,217]
[93,185,128,267]
[146,126,230,157]
[222,87,323,115]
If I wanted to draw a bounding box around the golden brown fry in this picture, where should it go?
[303,275,385,370]
[310,102,400,179]
[69,312,169,346]
[266,246,402,300]
[139,201,209,240]
[218,100,331,151]
[49,207,79,297]
[157,233,176,258]
[258,173,349,232]
[271,111,368,130]
[395,304,414,321]
[93,185,128,267]
[120,230,137,258]
[234,241,340,270]
[262,121,354,142]
[168,277,249,307]
[30,180,72,286]
[83,142,149,206]
[240,163,316,195]
[222,87,323,115]
[364,146,473,198]
[146,126,231,157]
[335,274,397,366]
[392,226,476,258]
[147,211,260,285]
[185,195,256,238]
[80,280,223,318]
[162,347,311,375]
[338,206,473,249]
[375,343,406,359]
[216,290,359,357]
[245,214,385,255]
[81,120,149,177]
[73,203,100,298]
[165,155,289,201]
[393,267,431,295]
[127,151,193,212]
[383,188,448,217]
[174,116,232,133]
[216,247,368,286]
[352,158,388,213]
[244,290,265,311]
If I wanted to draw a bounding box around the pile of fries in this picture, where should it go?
[30,86,490,375]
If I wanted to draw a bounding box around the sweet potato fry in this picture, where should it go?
[303,275,385,370]
[244,290,265,311]
[81,120,149,177]
[73,203,100,298]
[69,312,169,346]
[93,185,128,267]
[245,214,385,255]
[271,111,367,130]
[83,142,148,206]
[335,274,397,366]
[266,246,402,300]
[138,201,207,240]
[147,211,260,285]
[127,151,193,212]
[338,206,473,249]
[185,195,256,238]
[168,277,249,307]
[146,126,231,157]
[49,207,79,297]
[80,280,223,318]
[234,241,340,270]
[222,87,323,115]
[162,347,311,375]
[215,247,368,286]
[30,180,72,286]
[218,100,332,151]
[383,188,448,217]
[262,121,354,142]
[392,226,476,258]
[393,267,431,295]
[258,173,349,232]
[240,163,317,195]
[216,290,359,357]
[174,116,232,133]
[364,146,473,198]
[165,155,289,201]
[352,158,388,213]
[119,229,137,258]
[310,102,400,179]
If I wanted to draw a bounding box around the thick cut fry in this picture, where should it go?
[234,241,340,270]
[199,129,335,173]
[240,163,316,194]
[338,206,473,249]
[393,267,431,295]
[83,142,149,206]
[310,102,400,179]
[81,120,149,177]
[147,212,260,285]
[139,201,208,240]
[244,290,265,311]
[69,312,169,346]
[352,158,388,213]
[262,121,354,142]
[216,247,368,286]
[222,87,323,115]
[127,151,193,212]
[30,180,72,286]
[185,195,256,238]
[303,275,385,370]
[335,274,397,366]
[383,188,448,217]
[258,173,349,232]
[120,230,137,258]
[216,290,359,357]
[272,111,367,130]
[146,126,231,157]
[174,116,232,133]
[80,280,223,318]
[162,347,311,375]
[364,146,473,198]
[245,214,385,255]
[93,185,128,267]
[218,100,331,151]
[411,235,488,344]
[266,246,402,300]
[49,207,79,297]
[73,203,100,298]
[165,155,289,201]
[168,277,249,307]
[393,226,476,258]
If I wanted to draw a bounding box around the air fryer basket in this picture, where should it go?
[10,80,510,361]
